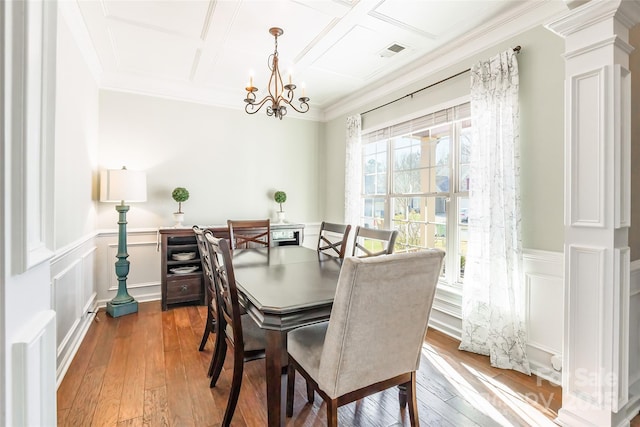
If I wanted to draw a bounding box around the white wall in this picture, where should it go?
[50,5,101,385]
[97,91,324,230]
[54,6,99,250]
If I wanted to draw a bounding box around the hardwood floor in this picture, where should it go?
[55,301,633,426]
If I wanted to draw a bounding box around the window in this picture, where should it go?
[360,102,470,287]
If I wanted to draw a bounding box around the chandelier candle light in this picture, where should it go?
[244,27,310,120]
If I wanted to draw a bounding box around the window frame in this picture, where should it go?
[359,100,471,289]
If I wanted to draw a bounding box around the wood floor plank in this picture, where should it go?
[144,311,166,390]
[88,312,120,369]
[164,348,196,426]
[91,336,129,426]
[60,303,640,427]
[117,416,143,427]
[162,310,180,352]
[115,313,136,338]
[56,315,103,410]
[63,365,107,426]
[234,361,269,427]
[176,306,222,426]
[187,305,205,331]
[57,407,69,427]
[143,386,170,427]
[118,315,147,422]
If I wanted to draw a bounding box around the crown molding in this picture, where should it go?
[324,0,569,122]
[547,0,640,38]
[58,1,103,85]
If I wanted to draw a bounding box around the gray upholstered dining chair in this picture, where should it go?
[317,221,352,259]
[351,225,398,257]
[285,249,445,427]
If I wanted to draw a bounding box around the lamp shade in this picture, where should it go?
[100,167,147,203]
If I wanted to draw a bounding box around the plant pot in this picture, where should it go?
[173,212,185,227]
[276,211,286,224]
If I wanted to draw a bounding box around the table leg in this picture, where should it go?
[265,330,286,427]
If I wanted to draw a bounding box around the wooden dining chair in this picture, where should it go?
[351,225,398,257]
[317,221,351,259]
[192,226,218,358]
[285,249,445,427]
[227,219,271,249]
[203,230,266,426]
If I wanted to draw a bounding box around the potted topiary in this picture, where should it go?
[274,190,287,223]
[172,187,189,227]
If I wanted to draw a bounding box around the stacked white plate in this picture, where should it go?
[170,266,198,274]
[172,252,196,261]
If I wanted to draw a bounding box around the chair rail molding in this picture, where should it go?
[546,0,640,425]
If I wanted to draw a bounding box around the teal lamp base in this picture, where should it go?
[106,203,139,318]
[106,299,138,317]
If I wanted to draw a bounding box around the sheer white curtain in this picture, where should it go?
[459,49,530,375]
[344,115,362,227]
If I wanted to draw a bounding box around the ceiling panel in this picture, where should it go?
[103,0,212,38]
[109,22,200,79]
[67,0,557,117]
[373,0,518,38]
[222,1,337,57]
[311,24,414,80]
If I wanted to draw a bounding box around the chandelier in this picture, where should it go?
[244,27,310,120]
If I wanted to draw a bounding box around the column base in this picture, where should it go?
[106,299,138,318]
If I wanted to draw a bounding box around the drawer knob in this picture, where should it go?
[180,285,188,292]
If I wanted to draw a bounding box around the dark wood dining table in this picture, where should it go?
[232,245,342,427]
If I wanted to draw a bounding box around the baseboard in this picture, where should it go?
[96,292,161,308]
[56,297,98,388]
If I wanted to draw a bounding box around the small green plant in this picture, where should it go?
[172,187,189,213]
[274,190,287,212]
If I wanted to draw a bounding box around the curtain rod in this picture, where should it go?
[360,45,522,116]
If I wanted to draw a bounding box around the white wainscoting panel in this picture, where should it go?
[614,247,630,410]
[567,245,606,403]
[12,310,57,427]
[569,67,606,228]
[614,65,631,228]
[523,249,564,384]
[52,259,81,350]
[629,261,640,394]
[50,234,97,384]
[105,241,160,291]
[97,229,162,305]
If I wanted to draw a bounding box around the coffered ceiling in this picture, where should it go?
[64,0,568,121]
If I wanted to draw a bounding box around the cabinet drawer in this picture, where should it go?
[166,276,202,302]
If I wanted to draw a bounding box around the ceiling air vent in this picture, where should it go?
[379,43,406,58]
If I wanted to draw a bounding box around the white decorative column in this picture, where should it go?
[546,1,640,426]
